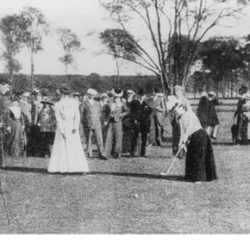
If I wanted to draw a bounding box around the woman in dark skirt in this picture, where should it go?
[174,103,217,182]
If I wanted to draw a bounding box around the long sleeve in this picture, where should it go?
[73,101,80,130]
[179,111,202,145]
[55,103,65,134]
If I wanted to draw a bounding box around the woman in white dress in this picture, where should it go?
[48,85,89,173]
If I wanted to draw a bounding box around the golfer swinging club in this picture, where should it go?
[165,97,217,183]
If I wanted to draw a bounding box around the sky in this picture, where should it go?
[1,0,250,76]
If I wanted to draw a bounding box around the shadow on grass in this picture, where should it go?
[0,166,186,182]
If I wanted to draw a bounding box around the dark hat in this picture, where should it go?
[137,88,145,96]
[111,88,123,97]
[41,97,54,105]
[61,84,71,95]
[239,85,248,95]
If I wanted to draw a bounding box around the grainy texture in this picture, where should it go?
[0,111,250,234]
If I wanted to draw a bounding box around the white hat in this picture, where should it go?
[208,91,216,97]
[0,83,10,95]
[127,89,135,95]
[87,88,98,96]
[111,89,123,97]
[22,91,30,97]
[156,93,164,98]
[166,95,178,111]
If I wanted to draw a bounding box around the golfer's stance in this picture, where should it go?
[174,102,217,183]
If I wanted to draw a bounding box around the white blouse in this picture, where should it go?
[179,110,202,145]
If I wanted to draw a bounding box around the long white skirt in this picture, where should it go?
[48,128,89,173]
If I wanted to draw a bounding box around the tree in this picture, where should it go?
[0,14,24,84]
[57,28,83,75]
[100,0,249,92]
[100,28,140,86]
[199,36,244,96]
[19,6,49,88]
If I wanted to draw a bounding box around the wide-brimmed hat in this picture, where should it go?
[61,84,71,95]
[127,89,135,95]
[173,85,183,91]
[111,88,123,98]
[100,93,108,99]
[32,88,40,95]
[208,91,216,97]
[41,97,54,105]
[87,88,98,96]
[22,91,30,98]
[239,85,248,95]
[73,92,80,97]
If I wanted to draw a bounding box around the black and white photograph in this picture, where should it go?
[1,0,250,238]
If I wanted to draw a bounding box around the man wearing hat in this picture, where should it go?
[104,88,128,158]
[19,91,32,155]
[99,93,111,143]
[0,80,11,167]
[234,85,248,143]
[37,97,56,157]
[81,88,107,160]
[148,88,166,146]
[129,89,152,157]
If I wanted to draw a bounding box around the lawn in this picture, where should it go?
[1,111,250,234]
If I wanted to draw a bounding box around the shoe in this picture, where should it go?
[99,155,108,160]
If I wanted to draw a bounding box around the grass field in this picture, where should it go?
[1,111,250,234]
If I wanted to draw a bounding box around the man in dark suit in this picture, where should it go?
[129,89,152,157]
[81,88,107,160]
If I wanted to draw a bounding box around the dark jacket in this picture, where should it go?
[130,99,152,132]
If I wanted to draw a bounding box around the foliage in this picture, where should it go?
[0,14,24,78]
[100,0,249,91]
[57,28,83,74]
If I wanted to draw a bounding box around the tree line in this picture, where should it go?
[1,1,250,96]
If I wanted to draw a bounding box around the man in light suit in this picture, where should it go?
[149,88,166,146]
[81,88,107,160]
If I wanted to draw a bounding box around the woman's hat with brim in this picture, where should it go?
[22,91,30,98]
[41,97,54,105]
[127,89,135,95]
[61,84,72,95]
[111,88,123,98]
[208,91,216,97]
[87,88,98,97]
[73,92,80,97]
[100,93,108,99]
[239,85,248,95]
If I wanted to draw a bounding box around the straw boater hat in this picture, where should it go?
[111,88,123,98]
[73,92,80,97]
[60,84,71,95]
[41,97,53,105]
[87,88,98,97]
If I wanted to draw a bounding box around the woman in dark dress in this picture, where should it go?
[174,103,217,182]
